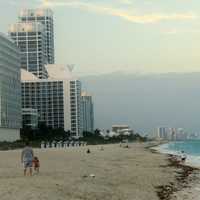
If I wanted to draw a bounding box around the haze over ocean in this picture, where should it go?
[82,72,200,133]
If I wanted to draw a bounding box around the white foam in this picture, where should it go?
[153,143,180,155]
[154,143,200,199]
[153,143,200,168]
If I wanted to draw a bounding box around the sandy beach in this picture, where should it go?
[0,143,197,200]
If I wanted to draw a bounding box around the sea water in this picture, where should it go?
[154,140,200,199]
[156,140,200,168]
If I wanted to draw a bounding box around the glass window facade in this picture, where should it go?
[9,23,48,79]
[81,93,94,133]
[19,9,55,64]
[21,78,82,137]
[22,80,64,129]
[0,33,21,129]
[22,108,38,129]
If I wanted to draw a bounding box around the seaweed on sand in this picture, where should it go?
[156,154,199,200]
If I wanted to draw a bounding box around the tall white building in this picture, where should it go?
[157,127,170,140]
[156,127,187,141]
[21,65,82,137]
[0,33,21,141]
[19,9,55,64]
[81,92,94,133]
[9,22,48,78]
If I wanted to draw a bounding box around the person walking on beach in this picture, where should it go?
[21,141,34,176]
[181,151,187,162]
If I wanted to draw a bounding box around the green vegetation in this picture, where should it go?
[81,129,147,145]
[0,124,147,150]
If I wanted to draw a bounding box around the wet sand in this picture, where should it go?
[0,143,196,200]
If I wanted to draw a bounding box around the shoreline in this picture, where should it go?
[0,142,178,200]
[147,141,200,200]
[0,142,199,200]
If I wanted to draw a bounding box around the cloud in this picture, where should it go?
[118,0,133,6]
[164,28,200,35]
[39,0,198,24]
[164,29,179,35]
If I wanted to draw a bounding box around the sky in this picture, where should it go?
[1,0,200,76]
[82,72,200,133]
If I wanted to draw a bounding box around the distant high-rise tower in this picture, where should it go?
[157,127,170,140]
[21,65,83,137]
[81,92,94,133]
[19,9,55,64]
[9,22,48,78]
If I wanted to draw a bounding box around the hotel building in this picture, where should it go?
[0,33,21,141]
[9,22,48,79]
[21,65,83,137]
[19,9,55,64]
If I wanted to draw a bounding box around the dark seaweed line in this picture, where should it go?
[156,154,199,200]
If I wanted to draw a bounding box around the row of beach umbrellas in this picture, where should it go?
[41,141,87,148]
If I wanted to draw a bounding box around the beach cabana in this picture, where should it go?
[41,141,45,149]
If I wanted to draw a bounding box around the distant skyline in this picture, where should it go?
[1,0,200,76]
[82,72,200,134]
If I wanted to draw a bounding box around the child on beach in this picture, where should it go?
[32,156,40,173]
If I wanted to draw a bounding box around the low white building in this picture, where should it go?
[112,125,134,135]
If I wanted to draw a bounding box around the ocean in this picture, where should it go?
[156,140,200,167]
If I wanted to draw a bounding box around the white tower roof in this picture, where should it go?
[45,64,77,80]
[21,69,39,81]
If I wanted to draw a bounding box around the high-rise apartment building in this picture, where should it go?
[19,9,55,64]
[9,22,48,79]
[0,33,21,141]
[157,127,170,140]
[81,92,94,133]
[21,65,83,137]
[8,8,86,137]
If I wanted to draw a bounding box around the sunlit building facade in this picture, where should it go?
[9,22,48,79]
[0,33,21,141]
[19,9,55,64]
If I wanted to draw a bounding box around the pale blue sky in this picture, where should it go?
[1,0,200,75]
